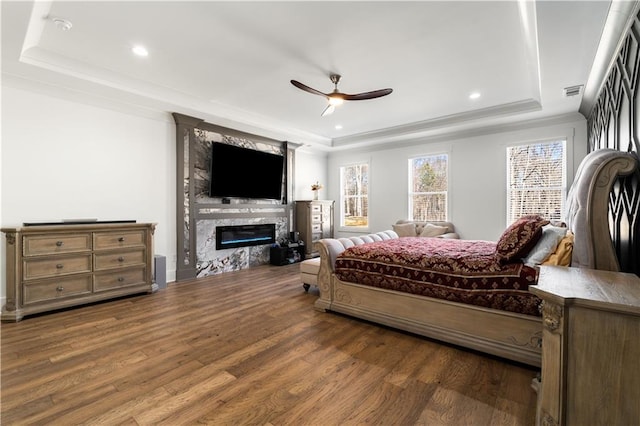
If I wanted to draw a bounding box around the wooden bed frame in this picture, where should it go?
[314,149,638,367]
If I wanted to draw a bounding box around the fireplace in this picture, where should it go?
[216,224,276,250]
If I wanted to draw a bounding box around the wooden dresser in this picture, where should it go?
[1,222,157,322]
[295,200,334,258]
[530,266,640,426]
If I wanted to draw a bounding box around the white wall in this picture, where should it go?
[293,148,328,201]
[327,115,588,241]
[1,85,177,304]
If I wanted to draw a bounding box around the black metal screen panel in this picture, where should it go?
[587,12,640,275]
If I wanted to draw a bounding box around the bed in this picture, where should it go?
[314,149,638,367]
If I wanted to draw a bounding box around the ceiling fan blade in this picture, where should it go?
[292,75,392,115]
[290,80,329,98]
[342,88,393,101]
[321,104,335,116]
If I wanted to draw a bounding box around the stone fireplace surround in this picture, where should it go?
[172,113,299,280]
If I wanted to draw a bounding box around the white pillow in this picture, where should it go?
[420,223,449,237]
[392,222,417,237]
[522,225,568,266]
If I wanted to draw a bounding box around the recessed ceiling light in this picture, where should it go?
[469,92,481,100]
[52,18,73,31]
[132,45,149,57]
[335,124,343,130]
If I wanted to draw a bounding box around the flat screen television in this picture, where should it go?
[209,142,284,200]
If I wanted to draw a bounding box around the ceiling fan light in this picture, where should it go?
[321,105,335,116]
[328,96,344,106]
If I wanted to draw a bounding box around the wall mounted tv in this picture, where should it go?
[209,142,285,200]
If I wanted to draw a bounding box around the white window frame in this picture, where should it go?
[506,138,567,225]
[408,153,449,221]
[339,162,369,230]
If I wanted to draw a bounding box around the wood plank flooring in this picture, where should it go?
[1,263,538,425]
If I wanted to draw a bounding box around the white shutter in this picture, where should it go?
[506,140,566,224]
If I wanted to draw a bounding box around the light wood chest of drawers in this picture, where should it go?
[530,266,640,426]
[2,222,158,322]
[295,200,334,258]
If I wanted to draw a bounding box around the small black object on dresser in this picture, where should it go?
[270,243,306,266]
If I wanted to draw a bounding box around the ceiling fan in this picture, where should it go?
[290,74,393,116]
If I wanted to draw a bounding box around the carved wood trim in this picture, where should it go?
[508,330,542,349]
[541,410,559,426]
[541,301,563,333]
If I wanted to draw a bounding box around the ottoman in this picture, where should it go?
[300,257,321,292]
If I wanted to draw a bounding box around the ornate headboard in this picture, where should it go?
[566,149,638,271]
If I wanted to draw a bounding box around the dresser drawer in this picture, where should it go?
[23,255,92,281]
[94,249,146,271]
[94,268,146,291]
[23,234,91,256]
[94,230,146,250]
[23,275,92,305]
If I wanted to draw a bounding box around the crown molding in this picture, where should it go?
[328,112,585,155]
[331,99,542,149]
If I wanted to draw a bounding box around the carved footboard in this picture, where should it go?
[329,275,542,366]
[313,233,542,367]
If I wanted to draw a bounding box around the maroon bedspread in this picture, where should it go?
[334,237,541,316]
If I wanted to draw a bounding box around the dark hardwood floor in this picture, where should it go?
[1,263,538,425]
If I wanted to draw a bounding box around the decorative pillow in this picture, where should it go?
[420,223,449,237]
[495,215,550,262]
[542,231,574,266]
[522,225,568,266]
[392,222,417,237]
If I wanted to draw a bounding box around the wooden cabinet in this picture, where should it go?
[530,266,640,426]
[269,244,306,266]
[2,222,157,322]
[295,200,334,258]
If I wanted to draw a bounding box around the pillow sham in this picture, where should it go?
[495,214,550,263]
[420,223,449,237]
[522,225,567,266]
[542,231,574,266]
[392,222,417,237]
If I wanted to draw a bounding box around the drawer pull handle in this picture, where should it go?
[118,237,125,242]
[56,286,64,292]
[56,264,64,269]
[56,241,64,247]
[118,277,125,282]
[118,257,125,262]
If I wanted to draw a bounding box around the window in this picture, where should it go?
[409,154,448,221]
[340,163,369,228]
[506,139,566,224]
